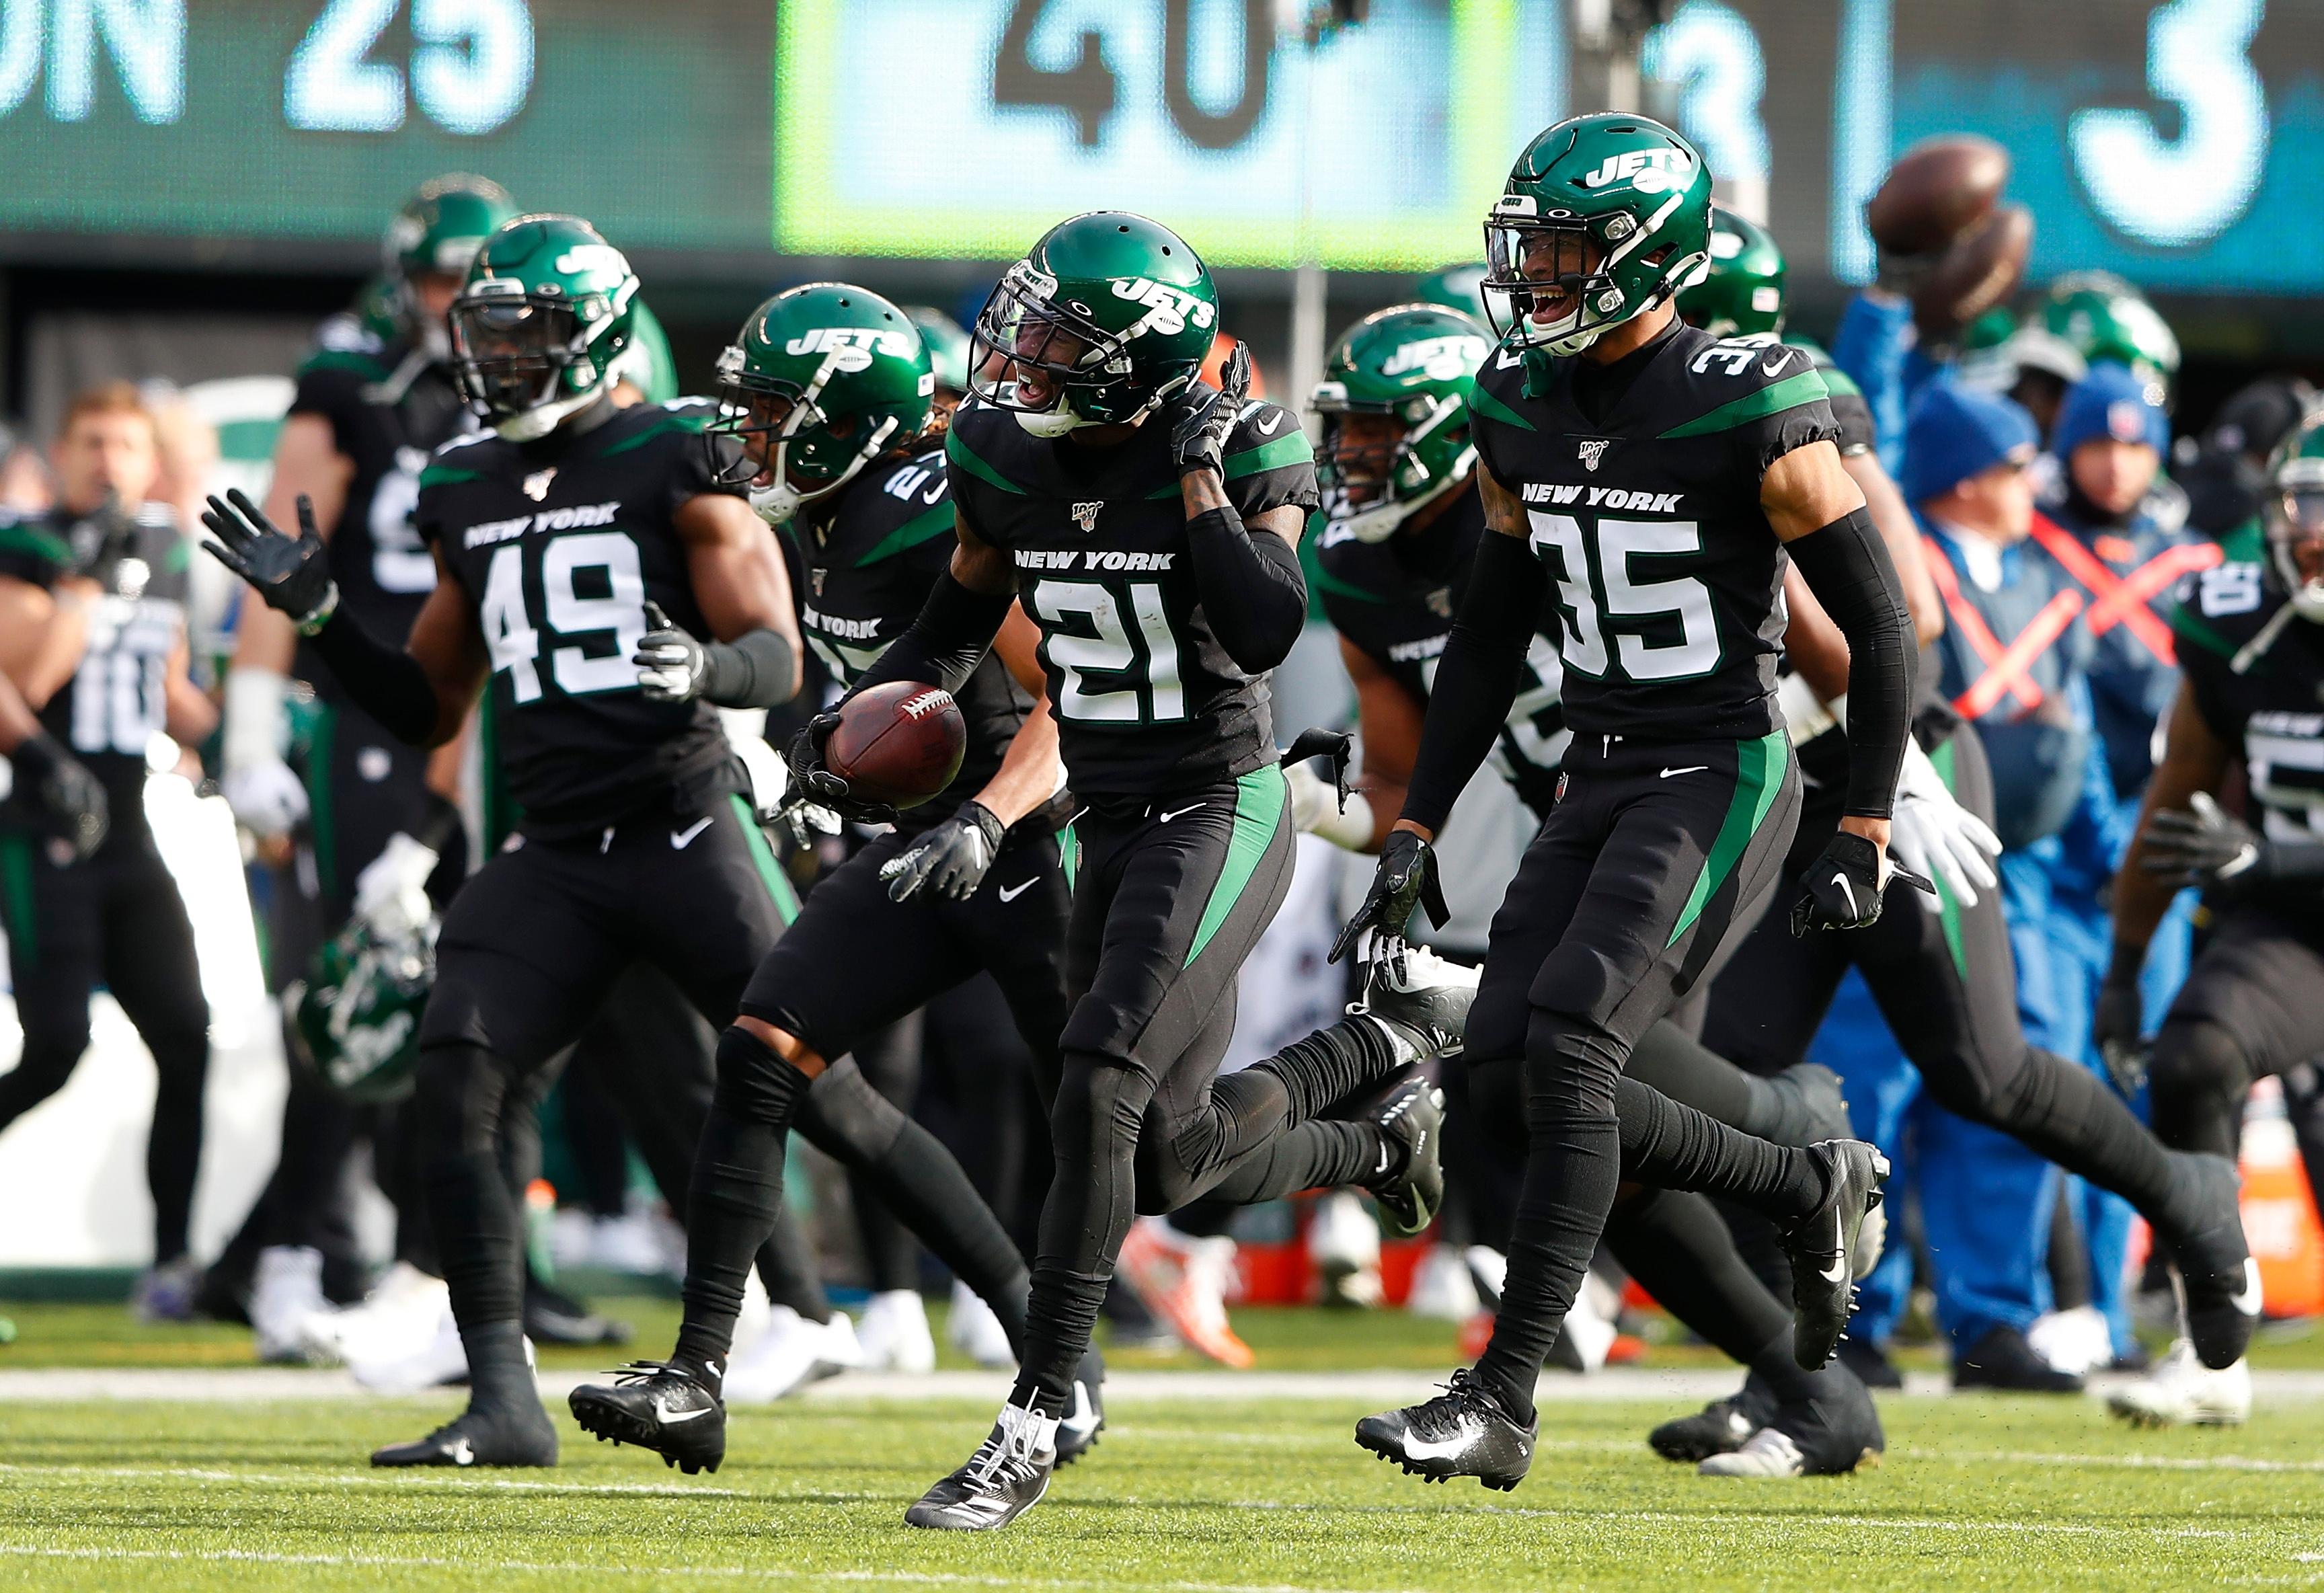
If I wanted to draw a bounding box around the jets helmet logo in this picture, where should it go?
[553,243,631,279]
[1579,147,1697,195]
[522,467,557,501]
[1578,440,1611,471]
[1381,336,1489,383]
[1071,501,1103,533]
[1111,277,1216,337]
[785,325,915,372]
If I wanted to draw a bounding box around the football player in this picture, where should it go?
[203,214,810,1467]
[2099,417,2324,1426]
[1337,114,1928,1491]
[781,211,1468,1529]
[0,383,218,1317]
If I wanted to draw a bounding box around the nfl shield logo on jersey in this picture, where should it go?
[1578,440,1611,472]
[1071,501,1103,533]
[811,568,828,596]
[522,467,557,502]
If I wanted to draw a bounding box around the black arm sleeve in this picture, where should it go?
[699,627,798,709]
[1400,529,1549,833]
[851,569,1015,697]
[1186,504,1307,673]
[308,607,442,746]
[1785,505,1914,818]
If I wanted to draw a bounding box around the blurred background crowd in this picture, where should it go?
[3,0,2322,1398]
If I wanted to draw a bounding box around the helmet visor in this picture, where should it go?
[707,377,871,500]
[451,295,582,415]
[1483,221,1611,346]
[970,273,1115,413]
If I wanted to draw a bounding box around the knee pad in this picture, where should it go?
[1050,1054,1151,1166]
[795,1056,906,1161]
[711,1025,811,1128]
[1522,1007,1622,1126]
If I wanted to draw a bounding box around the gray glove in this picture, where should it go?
[880,801,1006,902]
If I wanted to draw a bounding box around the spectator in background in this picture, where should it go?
[0,420,52,514]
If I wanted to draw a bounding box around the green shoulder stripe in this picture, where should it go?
[2217,518,2264,566]
[2170,601,2243,664]
[1658,368,1831,440]
[602,415,700,457]
[1301,535,1384,607]
[0,520,71,568]
[855,499,955,566]
[419,464,485,490]
[1467,379,1537,434]
[1223,430,1313,480]
[297,347,392,383]
[946,427,1027,496]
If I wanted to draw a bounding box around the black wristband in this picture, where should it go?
[1785,506,1912,818]
[699,627,798,709]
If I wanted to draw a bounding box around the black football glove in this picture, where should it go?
[780,712,898,827]
[1329,827,1449,964]
[201,490,337,630]
[633,601,709,703]
[880,800,1007,902]
[2136,791,2324,895]
[1170,342,1250,479]
[11,732,108,860]
[1790,829,1935,935]
[2092,975,2149,1097]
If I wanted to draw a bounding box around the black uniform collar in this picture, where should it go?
[1568,317,1685,430]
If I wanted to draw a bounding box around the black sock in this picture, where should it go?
[751,1207,834,1325]
[1625,1021,1759,1131]
[1606,1187,1815,1402]
[413,1044,529,1350]
[459,1318,535,1410]
[674,1026,810,1389]
[1997,1047,2176,1212]
[1252,1013,1400,1122]
[1201,1119,1383,1206]
[1616,1075,1824,1220]
[145,1027,209,1265]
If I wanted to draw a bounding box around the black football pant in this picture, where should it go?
[1463,732,1828,1417]
[1017,767,1393,1411]
[676,824,1077,1370]
[0,822,209,1266]
[1701,723,2176,1298]
[2147,908,2324,1160]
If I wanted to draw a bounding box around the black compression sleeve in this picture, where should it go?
[1400,529,1548,833]
[1785,505,1913,818]
[1185,504,1307,672]
[698,627,798,709]
[309,607,442,746]
[851,570,1014,696]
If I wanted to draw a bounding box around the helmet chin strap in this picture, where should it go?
[750,414,902,527]
[496,381,605,442]
[1015,367,1197,438]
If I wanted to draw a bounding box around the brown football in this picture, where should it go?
[824,681,967,808]
[1866,135,2011,256]
[1912,203,2034,344]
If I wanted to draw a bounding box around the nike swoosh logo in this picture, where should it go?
[670,816,714,849]
[1659,765,1708,778]
[1819,1208,1849,1284]
[1255,412,1285,436]
[1059,1384,1099,1440]
[2231,1256,2263,1316]
[1401,1425,1481,1461]
[1158,803,1204,823]
[449,1439,475,1466]
[1762,348,1796,377]
[1832,871,1857,920]
[997,878,1036,902]
[656,1402,714,1424]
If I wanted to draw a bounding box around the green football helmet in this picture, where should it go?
[2038,272,2180,397]
[1676,207,1785,337]
[1483,113,1713,356]
[2265,416,2324,622]
[451,214,641,441]
[1411,263,1492,326]
[1310,305,1489,543]
[612,297,681,405]
[970,211,1216,436]
[903,305,973,396]
[286,917,436,1104]
[382,173,518,357]
[711,282,934,525]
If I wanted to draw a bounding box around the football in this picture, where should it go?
[1913,202,2034,342]
[822,680,968,808]
[1865,134,2011,256]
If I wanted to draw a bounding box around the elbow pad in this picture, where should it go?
[700,627,799,709]
[1785,506,1913,818]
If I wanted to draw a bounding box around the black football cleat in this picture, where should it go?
[1055,1343,1106,1467]
[2157,1151,2260,1370]
[1354,1368,1537,1491]
[905,1400,1058,1530]
[1699,1364,1884,1477]
[371,1403,557,1469]
[566,1360,726,1475]
[1782,1140,1890,1371]
[1360,1073,1446,1237]
[1648,1376,1777,1464]
[1953,1324,2085,1393]
[1355,939,1480,1062]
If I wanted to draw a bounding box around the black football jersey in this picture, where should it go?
[1468,321,1841,744]
[0,505,189,837]
[2174,525,2324,927]
[288,331,474,697]
[416,399,743,837]
[1313,491,1570,818]
[791,443,1041,832]
[945,388,1319,795]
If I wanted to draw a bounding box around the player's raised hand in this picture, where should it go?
[1171,341,1249,479]
[633,600,710,703]
[201,489,337,628]
[1331,827,1448,964]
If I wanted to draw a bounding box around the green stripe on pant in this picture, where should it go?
[1185,763,1288,968]
[0,832,36,972]
[1927,737,1969,978]
[729,795,800,925]
[1667,731,1790,949]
